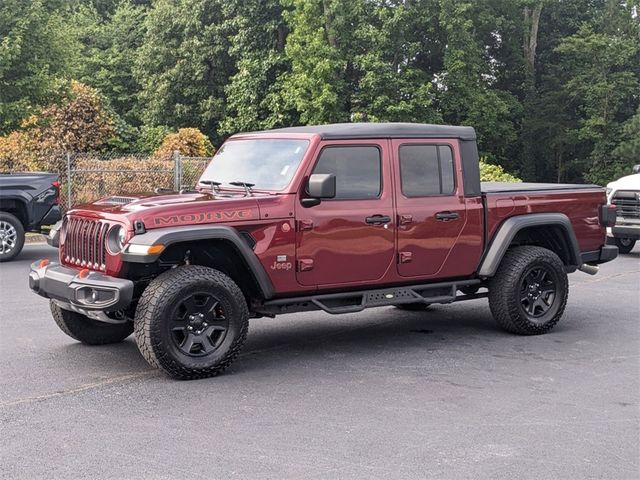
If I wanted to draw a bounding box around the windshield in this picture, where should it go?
[199,139,310,191]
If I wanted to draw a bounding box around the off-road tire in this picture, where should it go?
[394,303,431,311]
[0,212,25,262]
[614,237,636,254]
[488,246,568,335]
[50,301,134,344]
[134,265,249,380]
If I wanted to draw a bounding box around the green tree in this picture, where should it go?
[73,1,147,126]
[0,0,80,133]
[437,0,520,165]
[280,0,350,124]
[555,20,639,184]
[352,0,442,123]
[219,0,295,134]
[134,0,234,142]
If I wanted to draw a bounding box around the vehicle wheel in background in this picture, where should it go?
[134,265,249,380]
[0,212,25,262]
[488,246,568,335]
[50,301,134,344]
[614,237,636,254]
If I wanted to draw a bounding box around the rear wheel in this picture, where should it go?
[134,265,249,380]
[488,246,568,335]
[0,212,25,262]
[614,237,636,254]
[50,301,134,344]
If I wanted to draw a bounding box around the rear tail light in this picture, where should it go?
[600,204,617,227]
[52,180,61,205]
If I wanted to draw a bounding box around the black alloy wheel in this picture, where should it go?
[518,265,558,320]
[169,292,230,356]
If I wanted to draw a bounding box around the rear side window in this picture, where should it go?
[399,145,455,197]
[312,146,381,199]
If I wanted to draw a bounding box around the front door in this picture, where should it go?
[295,141,395,287]
[392,139,468,278]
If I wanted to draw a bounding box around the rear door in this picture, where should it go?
[392,139,468,278]
[295,140,395,287]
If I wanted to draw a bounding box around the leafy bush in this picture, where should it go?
[479,159,521,182]
[0,81,114,172]
[135,125,171,154]
[154,128,215,158]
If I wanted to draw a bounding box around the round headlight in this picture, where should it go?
[107,225,127,254]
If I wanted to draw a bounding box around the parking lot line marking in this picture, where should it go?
[0,371,156,408]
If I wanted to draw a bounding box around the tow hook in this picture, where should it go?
[578,263,599,275]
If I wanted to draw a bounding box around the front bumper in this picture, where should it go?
[610,224,640,240]
[580,245,618,265]
[29,261,134,314]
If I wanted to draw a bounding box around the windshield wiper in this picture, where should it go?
[200,180,221,193]
[229,181,255,196]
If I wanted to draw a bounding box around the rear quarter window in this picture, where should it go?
[399,145,455,197]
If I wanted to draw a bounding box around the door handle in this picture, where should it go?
[435,211,459,221]
[365,215,391,225]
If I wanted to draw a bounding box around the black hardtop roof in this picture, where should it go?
[241,122,476,141]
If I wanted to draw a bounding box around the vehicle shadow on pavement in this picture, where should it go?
[50,303,510,379]
[227,305,515,376]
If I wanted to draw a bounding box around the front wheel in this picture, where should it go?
[50,301,134,344]
[134,265,249,380]
[488,246,568,335]
[614,237,636,254]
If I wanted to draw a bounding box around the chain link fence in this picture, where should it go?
[56,152,211,210]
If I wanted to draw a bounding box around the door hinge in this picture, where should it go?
[297,259,314,272]
[399,251,412,264]
[399,214,413,226]
[297,219,314,231]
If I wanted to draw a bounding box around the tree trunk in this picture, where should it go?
[322,0,338,48]
[523,2,543,77]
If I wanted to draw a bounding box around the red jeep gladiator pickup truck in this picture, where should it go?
[29,123,618,379]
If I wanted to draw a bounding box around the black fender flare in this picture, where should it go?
[122,225,274,299]
[477,213,582,277]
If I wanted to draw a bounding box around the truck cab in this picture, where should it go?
[29,123,618,379]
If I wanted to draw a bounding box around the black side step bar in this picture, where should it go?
[256,279,484,316]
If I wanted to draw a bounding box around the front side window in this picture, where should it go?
[312,146,381,199]
[199,139,309,190]
[399,145,455,197]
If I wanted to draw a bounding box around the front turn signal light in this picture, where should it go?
[124,244,165,256]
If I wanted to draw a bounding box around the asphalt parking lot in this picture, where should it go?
[1,244,638,479]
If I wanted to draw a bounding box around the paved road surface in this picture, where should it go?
[1,244,638,479]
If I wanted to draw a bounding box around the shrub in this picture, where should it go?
[0,81,114,172]
[479,158,521,182]
[135,125,172,154]
[154,128,215,158]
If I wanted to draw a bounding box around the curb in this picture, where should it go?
[25,234,48,245]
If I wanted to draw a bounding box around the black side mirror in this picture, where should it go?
[301,173,336,207]
[632,165,640,174]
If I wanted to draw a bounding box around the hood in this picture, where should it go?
[607,173,640,191]
[67,191,266,229]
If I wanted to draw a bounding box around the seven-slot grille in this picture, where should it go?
[613,191,640,219]
[62,217,111,271]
